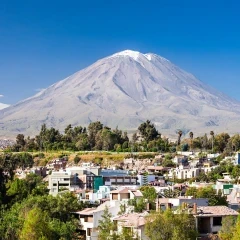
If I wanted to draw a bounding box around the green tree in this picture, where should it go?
[140,186,157,203]
[75,133,90,150]
[232,215,240,240]
[189,131,194,151]
[231,134,240,151]
[138,120,160,142]
[145,209,197,240]
[73,156,81,164]
[210,131,214,152]
[185,187,198,198]
[6,178,28,202]
[214,133,230,153]
[177,130,183,146]
[163,188,180,198]
[15,134,26,151]
[142,172,148,186]
[186,186,228,206]
[88,121,103,149]
[0,192,82,240]
[98,206,115,240]
[49,218,77,240]
[6,174,48,203]
[128,197,146,213]
[20,207,51,240]
[219,216,237,240]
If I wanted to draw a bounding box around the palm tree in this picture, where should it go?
[189,131,193,151]
[177,130,183,146]
[210,131,214,153]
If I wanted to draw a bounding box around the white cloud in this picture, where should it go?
[0,94,4,98]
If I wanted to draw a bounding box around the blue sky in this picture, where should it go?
[1,0,240,104]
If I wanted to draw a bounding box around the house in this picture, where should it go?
[234,152,240,165]
[167,166,205,179]
[48,170,74,196]
[101,169,138,186]
[137,174,161,186]
[147,166,169,173]
[227,186,240,210]
[30,167,47,177]
[78,186,112,203]
[113,212,149,240]
[76,200,121,240]
[110,188,143,201]
[214,180,233,195]
[156,196,208,210]
[46,158,67,170]
[194,205,239,237]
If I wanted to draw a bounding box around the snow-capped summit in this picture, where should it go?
[110,50,141,60]
[108,50,168,63]
[0,50,240,137]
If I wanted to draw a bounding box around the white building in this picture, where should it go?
[76,200,121,240]
[110,188,143,201]
[195,206,239,237]
[156,196,208,210]
[227,186,240,210]
[137,174,156,186]
[78,186,112,203]
[167,166,205,179]
[48,170,74,196]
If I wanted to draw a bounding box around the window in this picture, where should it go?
[53,183,57,186]
[87,228,92,236]
[112,193,118,200]
[85,216,93,222]
[213,217,222,226]
[59,183,69,186]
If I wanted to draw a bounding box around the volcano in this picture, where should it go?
[1,50,240,137]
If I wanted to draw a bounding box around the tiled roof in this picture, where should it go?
[76,208,96,215]
[113,212,148,227]
[76,201,111,215]
[196,206,239,217]
[132,190,143,197]
[110,188,130,194]
[111,187,139,194]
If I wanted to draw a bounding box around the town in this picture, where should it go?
[1,123,240,240]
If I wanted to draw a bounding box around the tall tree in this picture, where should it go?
[219,216,237,240]
[88,121,103,149]
[210,131,215,153]
[189,131,193,151]
[98,206,115,240]
[15,134,26,151]
[140,186,157,203]
[138,120,159,142]
[177,130,183,146]
[20,207,51,240]
[232,216,240,240]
